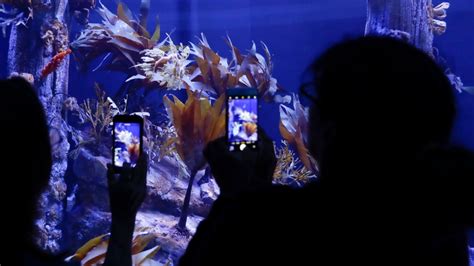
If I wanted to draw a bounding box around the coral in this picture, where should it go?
[430,2,450,35]
[279,94,317,172]
[445,69,464,93]
[41,29,54,46]
[40,48,72,79]
[67,83,114,144]
[273,141,316,187]
[143,119,178,166]
[41,19,69,53]
[127,36,193,90]
[8,71,34,84]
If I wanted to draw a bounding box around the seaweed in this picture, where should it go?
[65,83,114,145]
[186,34,282,101]
[279,94,317,172]
[163,89,226,232]
[127,32,283,100]
[71,1,161,74]
[163,89,226,173]
[273,141,316,187]
[66,231,163,265]
[143,118,178,166]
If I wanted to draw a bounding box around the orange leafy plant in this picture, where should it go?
[163,89,225,231]
[279,95,317,173]
[163,89,226,172]
[66,232,160,265]
[70,2,161,73]
[186,34,282,102]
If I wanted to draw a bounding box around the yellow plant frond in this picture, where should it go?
[70,231,162,265]
[117,2,133,28]
[151,24,161,44]
[68,234,109,261]
[132,233,157,254]
[164,90,225,172]
[82,241,108,266]
[132,245,161,265]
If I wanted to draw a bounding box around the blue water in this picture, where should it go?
[1,0,472,149]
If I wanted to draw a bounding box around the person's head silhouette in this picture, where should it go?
[300,36,473,266]
[304,37,455,180]
[0,78,52,253]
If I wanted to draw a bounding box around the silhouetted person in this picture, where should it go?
[0,77,147,266]
[180,37,474,266]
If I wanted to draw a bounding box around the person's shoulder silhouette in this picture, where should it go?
[0,77,71,265]
[180,36,474,266]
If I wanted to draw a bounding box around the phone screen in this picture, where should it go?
[113,122,141,167]
[227,94,258,149]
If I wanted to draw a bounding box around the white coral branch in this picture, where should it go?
[431,2,450,35]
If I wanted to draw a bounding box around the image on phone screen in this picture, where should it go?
[227,95,258,145]
[114,122,141,167]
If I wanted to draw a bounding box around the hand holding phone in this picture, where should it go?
[113,115,144,168]
[227,88,259,151]
[204,129,276,195]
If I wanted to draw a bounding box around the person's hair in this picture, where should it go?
[307,36,455,153]
[0,77,52,242]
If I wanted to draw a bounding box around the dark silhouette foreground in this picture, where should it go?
[0,78,147,266]
[180,37,474,266]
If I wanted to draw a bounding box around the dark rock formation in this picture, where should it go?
[7,0,71,252]
[66,147,218,257]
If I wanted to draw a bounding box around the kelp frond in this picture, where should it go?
[279,94,317,172]
[186,34,282,101]
[71,1,161,72]
[65,83,114,143]
[66,231,162,265]
[163,89,226,172]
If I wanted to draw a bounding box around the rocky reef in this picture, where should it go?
[65,146,219,260]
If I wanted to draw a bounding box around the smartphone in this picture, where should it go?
[227,88,258,151]
[113,115,144,168]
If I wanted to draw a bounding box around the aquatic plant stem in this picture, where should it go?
[177,169,198,232]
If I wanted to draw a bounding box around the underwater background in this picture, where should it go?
[0,0,473,264]
[0,0,473,147]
